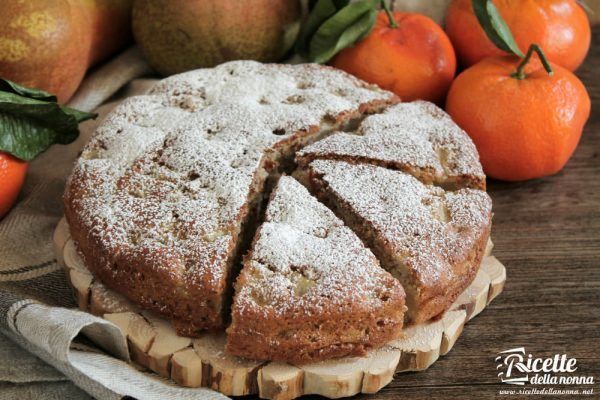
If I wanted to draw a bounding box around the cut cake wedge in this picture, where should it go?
[297,101,486,190]
[226,176,406,363]
[298,160,492,324]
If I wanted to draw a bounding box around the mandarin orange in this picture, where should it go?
[0,152,28,218]
[445,0,591,71]
[446,52,590,181]
[331,11,456,104]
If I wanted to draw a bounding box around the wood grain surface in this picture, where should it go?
[247,26,600,400]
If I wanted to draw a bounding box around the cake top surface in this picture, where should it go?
[297,101,485,186]
[232,176,404,319]
[66,61,395,290]
[307,160,492,288]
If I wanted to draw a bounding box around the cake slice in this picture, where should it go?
[297,101,486,190]
[226,176,406,363]
[298,160,492,324]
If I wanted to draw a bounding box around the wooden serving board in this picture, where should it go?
[54,217,506,399]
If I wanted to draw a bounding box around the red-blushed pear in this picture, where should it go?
[80,0,134,66]
[0,0,90,103]
[0,0,133,103]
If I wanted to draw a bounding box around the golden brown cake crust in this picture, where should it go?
[226,177,405,363]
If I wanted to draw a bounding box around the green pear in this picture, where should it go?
[132,0,302,76]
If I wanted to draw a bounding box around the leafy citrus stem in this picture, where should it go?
[380,0,398,28]
[512,44,554,80]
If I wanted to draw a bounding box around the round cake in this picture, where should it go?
[64,61,492,363]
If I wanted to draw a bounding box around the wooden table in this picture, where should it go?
[301,28,600,400]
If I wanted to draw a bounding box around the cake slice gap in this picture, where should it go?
[296,101,486,190]
[296,160,492,324]
[226,176,406,363]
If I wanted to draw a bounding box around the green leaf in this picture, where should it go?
[0,78,57,102]
[296,0,350,56]
[0,80,97,161]
[309,0,379,64]
[61,106,99,124]
[472,0,524,57]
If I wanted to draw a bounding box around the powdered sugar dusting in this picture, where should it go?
[232,176,404,318]
[297,101,485,187]
[308,160,492,288]
[150,62,391,124]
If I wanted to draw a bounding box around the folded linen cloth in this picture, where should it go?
[0,47,228,400]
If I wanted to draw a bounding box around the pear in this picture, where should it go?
[0,0,89,103]
[81,0,133,66]
[0,0,132,103]
[132,0,302,76]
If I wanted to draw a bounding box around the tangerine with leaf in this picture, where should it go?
[446,0,590,181]
[330,2,457,103]
[445,0,591,71]
[0,79,96,218]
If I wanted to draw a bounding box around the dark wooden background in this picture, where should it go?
[296,28,600,400]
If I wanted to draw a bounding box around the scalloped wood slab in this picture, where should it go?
[55,218,506,399]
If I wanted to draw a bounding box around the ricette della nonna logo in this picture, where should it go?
[495,347,595,396]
